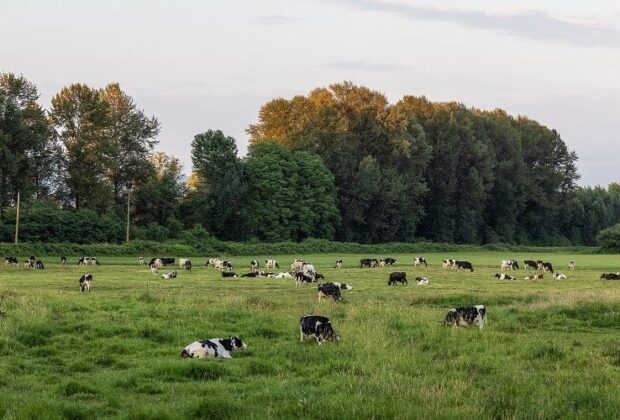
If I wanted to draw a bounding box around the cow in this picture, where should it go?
[330,282,353,290]
[300,315,339,345]
[179,258,190,268]
[301,264,316,276]
[295,272,315,287]
[181,336,247,359]
[413,257,428,268]
[388,272,408,285]
[241,272,259,278]
[454,261,474,272]
[415,276,430,285]
[335,259,343,269]
[291,259,308,272]
[500,260,519,270]
[207,258,223,268]
[4,256,18,267]
[524,274,544,280]
[377,259,386,268]
[78,257,90,266]
[150,264,158,275]
[494,273,516,281]
[150,257,173,267]
[384,258,398,266]
[360,258,375,268]
[35,260,44,270]
[274,272,294,279]
[215,261,233,270]
[318,283,343,302]
[524,260,538,270]
[568,261,576,271]
[61,256,67,267]
[79,274,93,292]
[442,259,455,269]
[554,273,567,280]
[250,260,260,271]
[139,256,145,266]
[183,260,192,271]
[161,271,177,279]
[265,259,279,269]
[600,273,620,280]
[441,305,487,329]
[538,261,554,273]
[222,272,238,278]
[24,259,33,269]
[29,256,35,266]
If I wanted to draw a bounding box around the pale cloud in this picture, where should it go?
[322,60,406,72]
[258,14,301,25]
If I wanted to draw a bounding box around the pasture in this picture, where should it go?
[0,252,619,419]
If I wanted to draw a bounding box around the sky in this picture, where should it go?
[1,0,619,186]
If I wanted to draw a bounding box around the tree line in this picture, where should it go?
[1,74,618,245]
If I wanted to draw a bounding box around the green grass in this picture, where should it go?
[0,252,619,419]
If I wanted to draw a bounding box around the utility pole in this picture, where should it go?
[14,191,20,244]
[126,186,131,243]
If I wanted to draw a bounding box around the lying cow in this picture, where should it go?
[388,272,408,285]
[525,274,544,280]
[494,273,516,281]
[181,336,247,359]
[454,261,474,272]
[600,273,620,280]
[222,272,238,278]
[79,274,93,292]
[274,272,293,279]
[524,260,538,270]
[442,305,487,329]
[554,273,567,280]
[413,257,427,268]
[265,259,279,269]
[300,315,339,345]
[415,276,430,285]
[318,283,343,302]
[161,271,177,279]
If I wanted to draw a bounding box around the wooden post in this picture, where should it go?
[14,191,20,244]
[126,187,131,243]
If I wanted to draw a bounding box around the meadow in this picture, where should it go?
[0,252,619,419]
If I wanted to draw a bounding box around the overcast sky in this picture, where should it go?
[2,0,619,186]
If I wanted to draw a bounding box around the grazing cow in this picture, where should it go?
[442,259,456,269]
[524,274,544,280]
[318,283,343,302]
[295,272,315,286]
[538,261,554,273]
[274,272,293,279]
[139,256,145,266]
[181,336,247,359]
[299,315,339,345]
[79,274,93,292]
[388,272,408,286]
[61,256,67,267]
[250,260,259,271]
[222,272,238,278]
[415,276,430,285]
[335,259,343,269]
[207,258,223,268]
[554,273,567,280]
[454,261,474,272]
[265,259,279,269]
[35,260,44,270]
[360,258,375,268]
[600,273,620,280]
[500,260,519,270]
[494,273,516,281]
[291,259,308,272]
[5,256,18,267]
[161,271,177,279]
[384,258,397,265]
[524,260,538,270]
[442,305,487,329]
[413,257,428,268]
[568,261,576,271]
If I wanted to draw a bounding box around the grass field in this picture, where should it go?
[0,252,619,419]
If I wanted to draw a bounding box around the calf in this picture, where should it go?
[524,274,544,280]
[79,274,93,292]
[413,257,428,268]
[335,259,343,269]
[161,271,177,279]
[222,272,238,278]
[250,260,260,271]
[524,260,538,270]
[388,272,408,285]
[35,260,44,270]
[265,259,279,269]
[600,273,620,280]
[181,336,247,359]
[554,273,567,280]
[300,315,339,345]
[454,261,474,272]
[415,276,430,285]
[442,305,487,329]
[568,261,576,271]
[494,273,516,281]
[318,283,342,302]
[384,257,397,265]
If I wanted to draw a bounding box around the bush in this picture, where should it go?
[597,224,620,252]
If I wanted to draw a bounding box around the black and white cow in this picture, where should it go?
[494,273,516,280]
[24,259,34,269]
[241,272,259,278]
[222,272,238,278]
[216,260,233,270]
[291,259,308,272]
[295,272,315,286]
[335,259,343,269]
[181,336,247,359]
[139,256,145,266]
[413,257,427,268]
[415,276,430,285]
[4,256,18,267]
[442,305,487,329]
[274,272,294,279]
[179,258,190,268]
[79,274,93,292]
[161,271,177,279]
[61,256,67,267]
[568,261,576,271]
[206,258,223,268]
[600,273,620,280]
[300,315,339,345]
[318,283,343,302]
[388,272,408,285]
[454,261,474,272]
[500,260,519,270]
[554,273,567,280]
[265,259,279,269]
[330,282,353,290]
[524,273,544,280]
[183,260,192,271]
[523,260,538,270]
[360,258,378,268]
[149,257,174,268]
[35,260,44,270]
[384,257,398,266]
[442,259,456,269]
[538,261,554,273]
[250,260,260,271]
